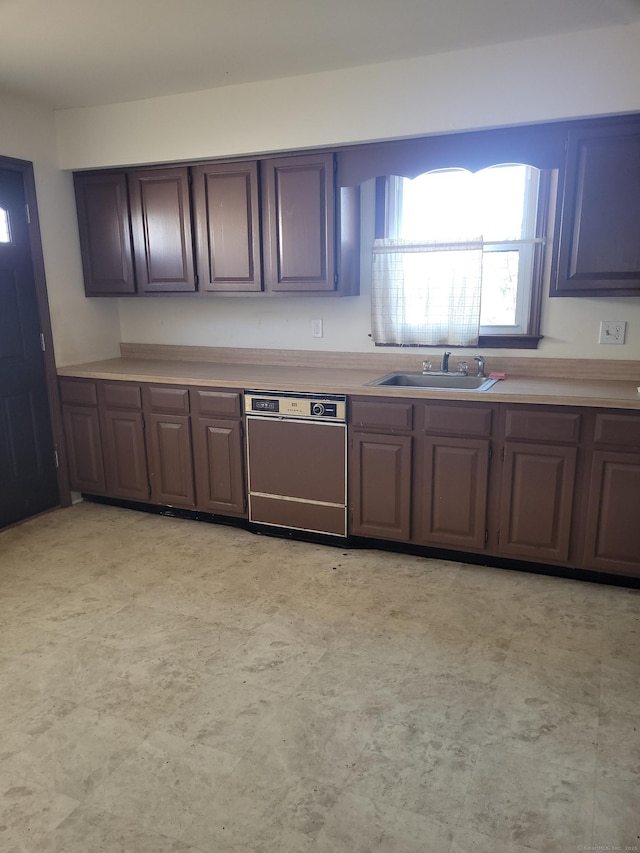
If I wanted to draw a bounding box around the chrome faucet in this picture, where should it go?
[441,351,451,372]
[473,355,486,377]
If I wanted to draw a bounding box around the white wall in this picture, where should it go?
[55,22,640,362]
[0,93,121,366]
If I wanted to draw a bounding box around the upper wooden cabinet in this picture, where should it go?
[74,172,136,296]
[192,161,262,293]
[128,167,196,293]
[262,153,336,293]
[552,119,640,296]
[74,152,360,298]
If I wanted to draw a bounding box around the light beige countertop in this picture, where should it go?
[57,345,640,410]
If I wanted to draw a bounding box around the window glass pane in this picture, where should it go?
[0,207,10,243]
[480,250,520,326]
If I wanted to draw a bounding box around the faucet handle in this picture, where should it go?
[473,355,486,377]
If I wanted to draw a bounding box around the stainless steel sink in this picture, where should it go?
[367,372,499,391]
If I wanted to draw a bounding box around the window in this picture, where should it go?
[372,164,552,348]
[0,207,10,243]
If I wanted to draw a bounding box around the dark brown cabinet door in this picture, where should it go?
[419,436,489,551]
[350,432,412,541]
[498,442,577,562]
[74,172,136,295]
[129,167,195,293]
[192,161,262,292]
[100,410,149,501]
[552,120,640,296]
[146,413,195,507]
[62,405,105,494]
[263,153,336,293]
[583,451,640,576]
[193,417,245,515]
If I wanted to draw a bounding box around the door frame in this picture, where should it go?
[1,154,71,511]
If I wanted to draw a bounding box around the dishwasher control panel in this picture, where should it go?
[244,391,346,421]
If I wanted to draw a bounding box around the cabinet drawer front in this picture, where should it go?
[100,382,142,410]
[504,408,581,443]
[191,388,242,418]
[59,379,97,407]
[594,412,640,448]
[423,404,492,437]
[144,385,190,413]
[350,400,413,431]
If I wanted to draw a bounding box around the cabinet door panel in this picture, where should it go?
[553,122,640,295]
[192,162,262,292]
[129,168,195,292]
[350,432,411,541]
[62,405,105,494]
[263,153,335,292]
[101,410,149,501]
[193,417,246,516]
[146,413,195,507]
[499,442,576,562]
[74,172,135,295]
[583,451,640,576]
[420,436,489,550]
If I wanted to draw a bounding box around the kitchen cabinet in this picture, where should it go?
[59,379,106,493]
[98,382,149,501]
[552,118,640,296]
[497,407,580,563]
[143,385,195,507]
[191,388,246,516]
[128,167,196,293]
[262,153,337,293]
[583,411,640,576]
[417,403,493,552]
[349,399,413,541]
[192,161,262,293]
[75,151,359,298]
[73,172,136,296]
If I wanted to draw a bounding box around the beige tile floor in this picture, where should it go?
[0,501,639,852]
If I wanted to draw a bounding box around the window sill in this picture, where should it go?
[374,335,544,350]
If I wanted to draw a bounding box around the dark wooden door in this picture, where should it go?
[129,167,195,293]
[73,171,136,295]
[146,413,195,506]
[498,442,577,562]
[420,435,489,551]
[0,167,59,526]
[583,450,640,576]
[552,119,640,296]
[193,417,245,515]
[350,432,412,541]
[262,153,336,293]
[192,161,262,292]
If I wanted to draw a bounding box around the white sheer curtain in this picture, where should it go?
[371,237,483,346]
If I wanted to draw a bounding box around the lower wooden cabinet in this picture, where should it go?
[498,442,577,563]
[419,435,490,551]
[145,412,196,508]
[61,404,106,494]
[350,432,412,541]
[192,417,245,515]
[100,409,149,501]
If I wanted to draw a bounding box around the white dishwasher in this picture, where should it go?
[244,391,347,537]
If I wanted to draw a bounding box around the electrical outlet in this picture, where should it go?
[311,319,323,338]
[599,320,626,345]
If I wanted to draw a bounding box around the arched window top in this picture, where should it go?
[0,207,10,243]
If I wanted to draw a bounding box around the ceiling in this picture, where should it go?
[1,0,640,110]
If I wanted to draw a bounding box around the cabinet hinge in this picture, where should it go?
[39,332,46,352]
[194,273,199,286]
[188,173,193,186]
[25,203,31,224]
[484,529,488,544]
[334,273,339,286]
[53,449,59,469]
